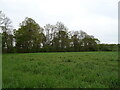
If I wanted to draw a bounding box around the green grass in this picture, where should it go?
[2,52,119,88]
[0,53,2,89]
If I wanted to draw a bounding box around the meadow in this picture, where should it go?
[2,52,119,88]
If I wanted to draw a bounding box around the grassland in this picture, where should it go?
[2,52,119,88]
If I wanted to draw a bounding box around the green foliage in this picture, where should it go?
[0,11,13,53]
[3,52,119,88]
[15,17,44,53]
[98,44,118,51]
[1,11,118,53]
[10,17,102,53]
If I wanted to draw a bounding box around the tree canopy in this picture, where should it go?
[0,11,118,53]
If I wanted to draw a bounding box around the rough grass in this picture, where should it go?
[2,52,119,88]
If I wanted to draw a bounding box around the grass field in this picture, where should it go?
[2,52,119,88]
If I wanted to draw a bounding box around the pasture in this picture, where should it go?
[2,52,119,88]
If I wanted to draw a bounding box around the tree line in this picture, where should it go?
[0,11,118,53]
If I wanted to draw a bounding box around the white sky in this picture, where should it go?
[0,0,119,44]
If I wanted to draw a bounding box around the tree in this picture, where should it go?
[82,35,100,51]
[52,22,69,51]
[71,31,80,51]
[0,11,13,53]
[0,12,101,53]
[15,17,44,53]
[44,24,52,46]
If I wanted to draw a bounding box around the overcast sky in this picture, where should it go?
[0,0,119,44]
